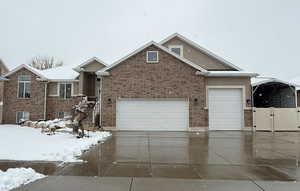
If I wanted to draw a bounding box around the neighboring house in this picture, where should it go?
[1,58,106,124]
[97,33,258,131]
[0,59,10,123]
[0,33,258,131]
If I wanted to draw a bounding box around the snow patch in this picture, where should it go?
[0,168,45,191]
[0,125,111,162]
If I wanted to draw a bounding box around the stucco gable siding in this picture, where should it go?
[162,36,236,71]
[82,60,106,72]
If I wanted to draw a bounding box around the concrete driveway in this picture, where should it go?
[2,131,300,180]
[56,131,300,180]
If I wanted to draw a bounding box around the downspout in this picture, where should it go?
[43,81,48,120]
[99,76,102,128]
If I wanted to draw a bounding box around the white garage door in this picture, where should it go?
[117,99,189,131]
[208,88,243,130]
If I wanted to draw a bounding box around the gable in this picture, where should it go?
[82,60,106,72]
[74,57,107,72]
[97,42,206,75]
[105,45,205,90]
[161,35,239,71]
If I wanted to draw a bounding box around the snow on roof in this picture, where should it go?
[251,77,299,87]
[205,71,259,77]
[0,76,8,81]
[37,65,79,81]
[4,64,79,81]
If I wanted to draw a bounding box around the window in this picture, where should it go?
[16,111,30,123]
[57,112,71,119]
[146,51,159,63]
[18,75,31,98]
[59,83,72,99]
[169,45,183,57]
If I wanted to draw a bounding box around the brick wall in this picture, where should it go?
[101,45,206,129]
[3,68,46,123]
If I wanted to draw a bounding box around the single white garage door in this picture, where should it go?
[208,88,243,130]
[117,99,189,131]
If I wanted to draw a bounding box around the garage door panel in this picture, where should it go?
[209,88,243,130]
[117,100,188,131]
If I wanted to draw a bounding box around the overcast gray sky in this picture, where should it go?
[0,0,299,80]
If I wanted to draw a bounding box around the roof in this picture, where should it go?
[159,33,243,71]
[204,71,259,77]
[251,77,299,87]
[0,76,8,81]
[4,64,78,81]
[73,57,108,72]
[97,41,207,75]
[37,65,79,81]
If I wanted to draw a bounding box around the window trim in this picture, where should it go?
[146,51,159,63]
[17,75,31,99]
[168,45,183,57]
[58,82,73,99]
[16,111,30,123]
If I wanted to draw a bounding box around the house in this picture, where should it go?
[0,33,258,131]
[252,77,298,108]
[97,33,258,131]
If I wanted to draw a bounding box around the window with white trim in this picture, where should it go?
[18,75,31,98]
[146,51,159,63]
[16,111,30,123]
[59,83,72,99]
[57,111,71,119]
[169,45,183,57]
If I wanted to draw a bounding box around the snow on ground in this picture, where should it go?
[0,168,45,191]
[0,125,111,162]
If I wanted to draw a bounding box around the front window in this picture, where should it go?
[18,75,31,98]
[146,51,159,63]
[59,83,72,99]
[16,111,30,123]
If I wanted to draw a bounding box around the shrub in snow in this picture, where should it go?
[0,168,45,191]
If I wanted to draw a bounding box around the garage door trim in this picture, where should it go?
[116,98,189,131]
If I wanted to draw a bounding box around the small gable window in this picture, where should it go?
[146,51,159,63]
[169,45,183,57]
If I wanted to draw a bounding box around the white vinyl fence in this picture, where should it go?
[253,108,300,131]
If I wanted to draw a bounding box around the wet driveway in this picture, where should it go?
[1,131,300,181]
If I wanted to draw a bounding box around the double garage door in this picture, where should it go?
[117,99,189,131]
[116,89,243,131]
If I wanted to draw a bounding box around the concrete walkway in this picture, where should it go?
[12,176,300,191]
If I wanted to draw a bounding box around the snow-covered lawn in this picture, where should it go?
[0,168,45,191]
[0,125,111,162]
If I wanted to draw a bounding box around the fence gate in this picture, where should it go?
[253,108,300,131]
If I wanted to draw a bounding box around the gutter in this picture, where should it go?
[196,71,259,77]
